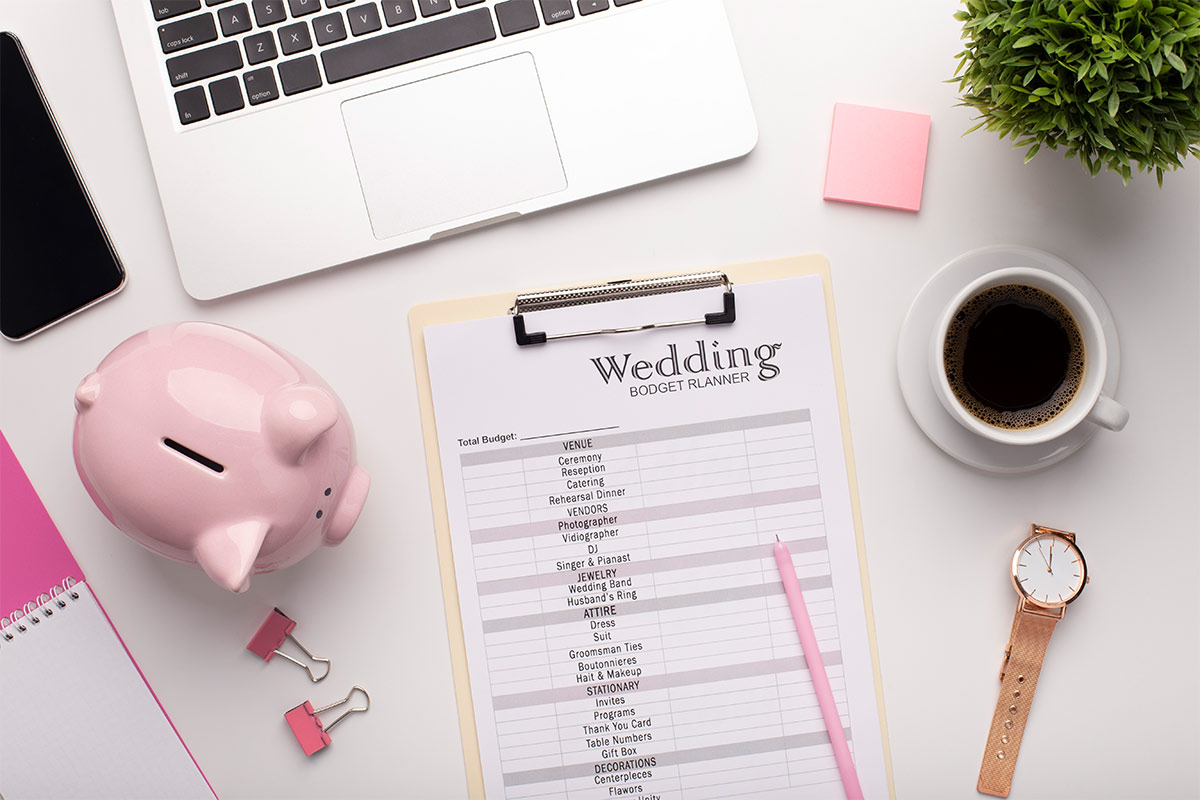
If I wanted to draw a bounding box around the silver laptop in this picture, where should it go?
[113,0,757,299]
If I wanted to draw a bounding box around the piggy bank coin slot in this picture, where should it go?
[162,438,225,473]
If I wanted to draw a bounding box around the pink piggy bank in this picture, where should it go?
[73,322,369,593]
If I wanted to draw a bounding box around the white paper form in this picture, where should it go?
[424,275,888,800]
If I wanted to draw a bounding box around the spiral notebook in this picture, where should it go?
[0,432,215,800]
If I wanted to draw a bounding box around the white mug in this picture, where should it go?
[930,266,1129,446]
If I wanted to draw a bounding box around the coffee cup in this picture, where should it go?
[930,266,1129,446]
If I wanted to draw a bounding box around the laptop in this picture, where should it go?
[112,0,757,299]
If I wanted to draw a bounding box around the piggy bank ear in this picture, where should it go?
[263,385,338,463]
[324,465,370,546]
[74,373,101,411]
[193,520,270,593]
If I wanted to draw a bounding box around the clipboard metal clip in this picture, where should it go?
[511,271,736,346]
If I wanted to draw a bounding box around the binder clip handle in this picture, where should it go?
[313,685,370,733]
[247,608,331,682]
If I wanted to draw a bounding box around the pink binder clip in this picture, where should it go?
[246,608,330,682]
[285,686,370,756]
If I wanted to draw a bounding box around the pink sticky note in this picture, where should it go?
[823,103,931,212]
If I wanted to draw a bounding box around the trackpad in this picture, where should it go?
[342,53,567,240]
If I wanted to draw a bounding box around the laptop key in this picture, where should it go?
[496,1,538,36]
[321,7,495,83]
[613,0,640,5]
[287,0,322,16]
[279,21,313,54]
[417,0,451,16]
[245,31,278,63]
[153,1,202,21]
[174,85,210,124]
[382,0,417,26]
[279,54,322,94]
[326,0,352,5]
[347,4,382,35]
[455,0,485,6]
[159,13,218,54]
[166,41,243,86]
[578,0,608,15]
[539,0,573,24]
[209,75,245,113]
[244,66,280,104]
[313,12,347,43]
[219,3,253,34]
[252,0,288,25]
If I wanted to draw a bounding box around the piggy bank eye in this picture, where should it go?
[315,509,324,519]
[324,488,332,496]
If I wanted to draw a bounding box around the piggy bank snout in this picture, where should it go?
[325,465,369,546]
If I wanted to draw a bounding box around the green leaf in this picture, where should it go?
[1108,91,1121,117]
[1014,35,1039,48]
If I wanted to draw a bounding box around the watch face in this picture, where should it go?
[1011,532,1087,607]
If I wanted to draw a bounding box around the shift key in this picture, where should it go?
[166,41,243,86]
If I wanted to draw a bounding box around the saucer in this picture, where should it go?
[897,245,1123,474]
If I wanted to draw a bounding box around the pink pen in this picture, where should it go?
[774,536,864,800]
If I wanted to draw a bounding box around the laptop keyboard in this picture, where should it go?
[152,0,644,126]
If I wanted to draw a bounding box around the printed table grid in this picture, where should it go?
[458,411,855,799]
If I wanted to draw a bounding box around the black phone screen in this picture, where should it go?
[1,32,124,340]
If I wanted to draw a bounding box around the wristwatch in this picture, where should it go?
[977,524,1089,797]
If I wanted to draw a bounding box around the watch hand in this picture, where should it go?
[1038,542,1051,572]
[1048,542,1054,572]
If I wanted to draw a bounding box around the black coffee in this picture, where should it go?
[943,284,1085,430]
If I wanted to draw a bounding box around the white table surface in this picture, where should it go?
[1,2,1197,799]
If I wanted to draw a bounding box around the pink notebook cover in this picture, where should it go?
[1,433,84,613]
[0,431,217,798]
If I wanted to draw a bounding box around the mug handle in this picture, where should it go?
[1088,394,1129,431]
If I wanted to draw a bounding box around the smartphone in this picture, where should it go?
[1,31,125,341]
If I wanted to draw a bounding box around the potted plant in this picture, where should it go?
[954,0,1200,184]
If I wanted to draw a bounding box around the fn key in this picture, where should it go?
[174,85,210,124]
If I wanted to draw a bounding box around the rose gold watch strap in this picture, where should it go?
[977,604,1058,797]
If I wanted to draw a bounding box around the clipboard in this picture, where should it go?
[409,255,895,799]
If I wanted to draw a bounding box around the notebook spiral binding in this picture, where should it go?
[0,577,80,648]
